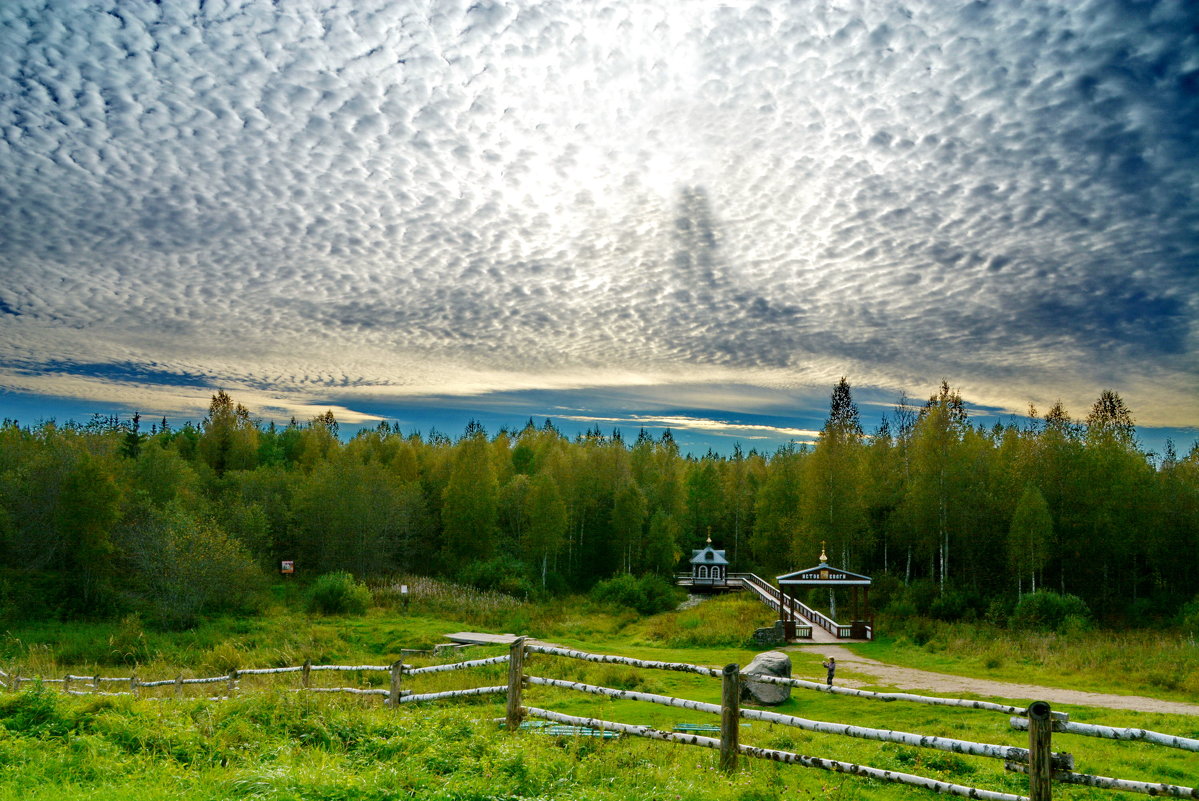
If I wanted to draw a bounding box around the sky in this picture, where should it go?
[0,0,1196,457]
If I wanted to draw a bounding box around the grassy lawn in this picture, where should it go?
[1,589,1195,800]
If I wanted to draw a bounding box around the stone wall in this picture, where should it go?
[750,620,786,647]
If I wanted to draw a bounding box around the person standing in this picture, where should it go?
[822,657,836,687]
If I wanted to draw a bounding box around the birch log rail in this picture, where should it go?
[399,685,508,704]
[406,655,511,675]
[526,644,722,678]
[1010,717,1199,752]
[6,638,1193,801]
[524,676,1071,768]
[523,707,1028,801]
[1005,762,1197,799]
[748,672,1070,719]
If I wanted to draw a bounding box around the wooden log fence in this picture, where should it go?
[530,643,1067,720]
[6,639,1194,801]
[399,685,509,704]
[747,671,1070,719]
[1005,763,1198,799]
[523,675,1074,770]
[1006,705,1199,799]
[1010,716,1199,753]
[524,707,1028,801]
[1,654,502,704]
[527,644,723,678]
[521,642,1191,800]
[720,663,740,772]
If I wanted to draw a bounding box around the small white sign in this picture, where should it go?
[400,584,409,594]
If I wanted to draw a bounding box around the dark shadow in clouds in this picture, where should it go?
[10,360,213,389]
[674,186,724,289]
[1028,284,1190,357]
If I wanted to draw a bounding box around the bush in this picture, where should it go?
[589,574,680,615]
[1010,591,1091,632]
[0,685,73,737]
[118,503,264,629]
[985,597,1014,627]
[869,574,904,612]
[458,556,537,599]
[306,572,372,615]
[929,590,982,622]
[903,579,939,616]
[1178,595,1199,638]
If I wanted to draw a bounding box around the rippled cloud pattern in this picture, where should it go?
[0,0,1195,426]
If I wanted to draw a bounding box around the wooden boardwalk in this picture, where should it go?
[444,632,556,647]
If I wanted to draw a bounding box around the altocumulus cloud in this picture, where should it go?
[0,0,1195,426]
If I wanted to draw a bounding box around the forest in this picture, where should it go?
[0,380,1195,630]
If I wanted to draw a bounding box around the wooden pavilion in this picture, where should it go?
[776,544,873,640]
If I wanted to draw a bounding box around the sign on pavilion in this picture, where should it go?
[776,543,874,640]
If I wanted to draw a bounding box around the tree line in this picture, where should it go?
[0,382,1195,628]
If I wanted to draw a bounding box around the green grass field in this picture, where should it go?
[1,586,1195,801]
[857,621,1199,703]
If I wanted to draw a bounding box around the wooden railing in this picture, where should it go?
[733,573,872,640]
[3,644,1194,799]
[735,573,812,639]
[514,642,1195,800]
[0,656,510,704]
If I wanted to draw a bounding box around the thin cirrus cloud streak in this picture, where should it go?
[555,413,821,442]
[0,0,1195,434]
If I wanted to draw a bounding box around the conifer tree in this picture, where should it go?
[198,391,259,476]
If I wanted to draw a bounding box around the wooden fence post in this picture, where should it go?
[93,674,100,694]
[1028,700,1053,801]
[388,660,404,708]
[506,636,526,732]
[227,668,238,699]
[64,674,71,694]
[720,663,741,773]
[130,673,139,699]
[12,674,20,693]
[174,674,183,699]
[302,659,312,690]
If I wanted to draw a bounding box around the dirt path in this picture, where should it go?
[787,644,1199,716]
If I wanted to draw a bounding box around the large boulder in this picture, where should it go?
[741,650,792,706]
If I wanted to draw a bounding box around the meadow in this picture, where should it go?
[1,583,1196,801]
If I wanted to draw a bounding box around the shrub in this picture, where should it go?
[903,579,939,616]
[118,502,264,629]
[1178,595,1199,638]
[881,598,918,619]
[458,556,536,599]
[984,597,1014,627]
[305,572,372,615]
[870,574,904,612]
[929,590,971,622]
[108,614,153,665]
[589,574,680,615]
[1010,591,1091,632]
[636,574,681,615]
[0,684,73,737]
